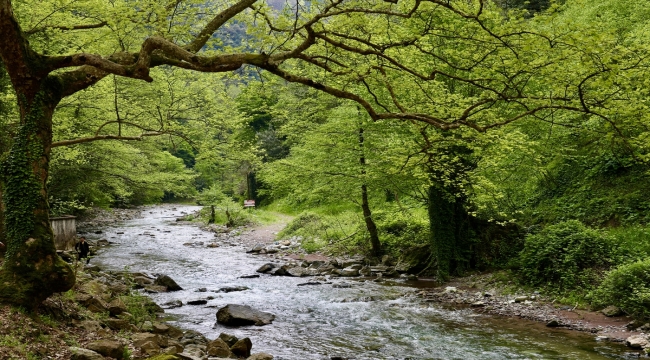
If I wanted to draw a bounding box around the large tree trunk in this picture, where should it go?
[428,184,470,280]
[0,80,75,308]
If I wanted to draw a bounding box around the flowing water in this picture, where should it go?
[91,205,633,360]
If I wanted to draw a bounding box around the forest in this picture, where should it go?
[2,0,650,348]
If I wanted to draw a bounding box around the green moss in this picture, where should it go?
[1,92,45,260]
[143,355,181,360]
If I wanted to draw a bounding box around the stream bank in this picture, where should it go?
[81,204,643,359]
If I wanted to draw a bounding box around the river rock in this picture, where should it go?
[359,266,371,276]
[155,275,183,291]
[626,319,645,330]
[209,335,233,349]
[287,267,310,277]
[601,305,623,317]
[109,283,129,296]
[133,276,154,287]
[152,322,170,334]
[187,299,208,305]
[176,352,204,360]
[108,298,127,316]
[86,340,125,359]
[69,347,104,360]
[231,337,253,358]
[206,338,233,357]
[338,258,363,268]
[103,318,131,331]
[395,244,430,273]
[308,261,325,269]
[546,319,560,327]
[216,304,275,326]
[256,263,276,273]
[270,266,289,276]
[514,296,528,303]
[240,274,260,279]
[247,244,266,253]
[338,267,359,277]
[164,340,184,354]
[77,295,108,313]
[138,341,160,356]
[217,286,250,293]
[97,239,110,246]
[626,334,649,349]
[297,282,322,286]
[163,300,183,309]
[144,285,168,293]
[248,353,274,360]
[133,333,166,348]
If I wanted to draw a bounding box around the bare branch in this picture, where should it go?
[51,133,163,148]
[185,0,258,53]
[25,21,108,35]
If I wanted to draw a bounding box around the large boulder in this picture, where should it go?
[216,304,275,326]
[230,337,253,358]
[69,347,104,360]
[206,338,233,357]
[86,340,125,359]
[155,275,183,291]
[395,244,430,273]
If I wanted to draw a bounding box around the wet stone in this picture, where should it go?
[216,304,275,326]
[187,299,208,305]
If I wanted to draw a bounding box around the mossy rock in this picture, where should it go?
[144,355,181,360]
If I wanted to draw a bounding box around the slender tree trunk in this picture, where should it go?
[0,185,5,244]
[359,126,381,256]
[0,80,75,308]
[361,184,381,255]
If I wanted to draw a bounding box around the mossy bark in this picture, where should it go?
[0,78,75,308]
[428,184,471,280]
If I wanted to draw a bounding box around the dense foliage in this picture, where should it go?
[519,221,611,291]
[2,0,650,315]
[592,260,650,319]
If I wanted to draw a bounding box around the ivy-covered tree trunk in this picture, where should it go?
[0,80,75,308]
[428,184,471,280]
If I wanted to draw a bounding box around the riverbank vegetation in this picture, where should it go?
[2,0,650,321]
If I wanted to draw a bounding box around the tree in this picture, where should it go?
[0,0,642,306]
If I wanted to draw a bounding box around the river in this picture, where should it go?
[90,205,632,359]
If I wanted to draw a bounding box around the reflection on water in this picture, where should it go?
[92,205,632,360]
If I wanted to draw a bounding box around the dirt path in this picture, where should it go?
[238,213,293,247]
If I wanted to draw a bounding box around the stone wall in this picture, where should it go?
[51,216,76,251]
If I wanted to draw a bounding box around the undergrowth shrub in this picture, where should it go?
[374,210,430,256]
[278,211,363,254]
[519,220,611,291]
[591,259,650,319]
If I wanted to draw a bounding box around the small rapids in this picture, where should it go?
[92,205,632,360]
